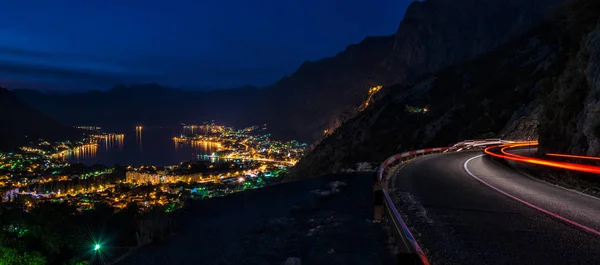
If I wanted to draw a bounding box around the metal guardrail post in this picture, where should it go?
[373,170,384,220]
[374,189,384,220]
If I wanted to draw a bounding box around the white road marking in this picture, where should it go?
[463,154,600,237]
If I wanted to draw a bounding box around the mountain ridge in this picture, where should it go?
[13,0,562,142]
[0,87,82,151]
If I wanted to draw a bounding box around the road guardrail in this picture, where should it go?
[375,148,447,265]
[374,139,510,264]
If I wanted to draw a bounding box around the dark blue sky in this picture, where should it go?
[0,0,409,92]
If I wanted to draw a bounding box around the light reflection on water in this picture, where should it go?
[66,127,218,166]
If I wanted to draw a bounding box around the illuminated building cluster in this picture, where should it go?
[1,123,306,214]
[75,125,102,131]
[405,105,429,114]
[360,85,382,111]
[174,123,306,166]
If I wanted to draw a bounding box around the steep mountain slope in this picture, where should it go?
[290,22,566,178]
[257,36,394,140]
[0,88,81,151]
[13,0,562,142]
[318,0,563,136]
[291,0,600,179]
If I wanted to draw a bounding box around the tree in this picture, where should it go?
[0,247,46,265]
[27,202,78,256]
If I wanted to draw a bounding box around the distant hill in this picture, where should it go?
[0,88,81,151]
[12,84,261,131]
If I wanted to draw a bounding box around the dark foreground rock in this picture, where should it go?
[115,174,394,265]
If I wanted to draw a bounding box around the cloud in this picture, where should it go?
[0,45,146,74]
[0,45,158,90]
[0,61,123,82]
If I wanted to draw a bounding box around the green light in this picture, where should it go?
[94,244,101,251]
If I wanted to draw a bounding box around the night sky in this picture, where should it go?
[0,0,409,92]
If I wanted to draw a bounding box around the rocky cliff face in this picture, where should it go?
[374,0,562,86]
[538,15,600,155]
[499,101,542,141]
[579,26,600,155]
[290,23,566,178]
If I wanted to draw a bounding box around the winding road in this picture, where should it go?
[390,150,600,264]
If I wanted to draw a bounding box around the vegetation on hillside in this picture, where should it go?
[0,201,140,265]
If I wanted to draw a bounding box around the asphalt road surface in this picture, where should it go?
[390,150,600,264]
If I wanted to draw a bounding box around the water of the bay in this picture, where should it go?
[66,126,218,166]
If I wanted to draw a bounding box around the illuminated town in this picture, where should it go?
[0,123,307,214]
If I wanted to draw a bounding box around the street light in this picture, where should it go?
[89,243,101,264]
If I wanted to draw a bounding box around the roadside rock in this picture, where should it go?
[283,257,301,265]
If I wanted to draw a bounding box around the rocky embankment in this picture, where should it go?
[115,174,395,265]
[538,0,600,155]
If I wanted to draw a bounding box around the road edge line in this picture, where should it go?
[463,154,600,237]
[485,154,600,202]
[515,168,600,202]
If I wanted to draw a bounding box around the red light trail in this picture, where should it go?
[464,155,600,237]
[484,143,600,174]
